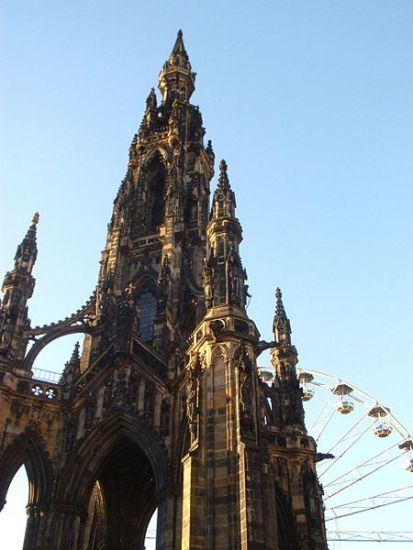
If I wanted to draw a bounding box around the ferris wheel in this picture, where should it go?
[287,368,413,547]
[143,367,413,549]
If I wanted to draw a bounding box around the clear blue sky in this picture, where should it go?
[1,1,412,548]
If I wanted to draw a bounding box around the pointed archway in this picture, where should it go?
[56,412,167,550]
[0,427,53,514]
[88,435,156,549]
[0,465,28,550]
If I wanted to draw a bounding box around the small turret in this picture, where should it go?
[158,30,196,103]
[60,342,81,393]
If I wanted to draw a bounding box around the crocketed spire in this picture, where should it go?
[13,212,39,273]
[273,287,292,345]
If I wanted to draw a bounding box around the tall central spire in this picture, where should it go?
[158,30,196,102]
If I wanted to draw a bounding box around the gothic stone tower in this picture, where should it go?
[0,32,328,550]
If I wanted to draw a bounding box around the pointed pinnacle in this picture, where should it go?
[24,213,39,242]
[70,341,80,362]
[273,287,292,344]
[172,29,188,58]
[218,159,231,190]
[275,287,286,319]
[146,88,157,109]
[206,140,214,156]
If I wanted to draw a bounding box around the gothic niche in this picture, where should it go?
[184,192,198,227]
[144,153,166,233]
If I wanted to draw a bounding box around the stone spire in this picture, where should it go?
[93,31,213,365]
[60,342,81,391]
[273,287,292,346]
[13,212,39,274]
[158,30,196,103]
[270,288,304,429]
[271,287,297,373]
[0,214,39,361]
[143,87,158,132]
[210,160,236,219]
[205,161,248,310]
[146,87,157,109]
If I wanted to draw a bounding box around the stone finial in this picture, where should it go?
[146,88,157,109]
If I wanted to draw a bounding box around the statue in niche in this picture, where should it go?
[158,255,170,305]
[237,347,255,434]
[102,376,113,410]
[120,284,135,320]
[84,399,96,430]
[186,363,201,443]
[201,258,213,308]
[227,245,240,306]
[239,367,251,416]
[144,383,155,417]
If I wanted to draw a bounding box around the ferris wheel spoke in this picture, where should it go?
[324,484,413,522]
[308,392,337,441]
[323,440,403,497]
[326,531,413,543]
[318,416,373,479]
[326,410,370,455]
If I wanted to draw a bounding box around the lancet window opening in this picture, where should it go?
[137,289,157,342]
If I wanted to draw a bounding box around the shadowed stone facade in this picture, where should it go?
[0,32,328,549]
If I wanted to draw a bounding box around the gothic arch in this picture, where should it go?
[57,412,168,549]
[57,411,168,507]
[0,427,53,512]
[23,325,89,371]
[128,274,159,297]
[211,344,228,365]
[142,146,169,167]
